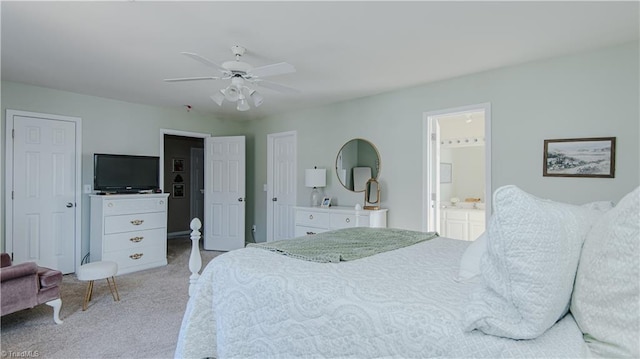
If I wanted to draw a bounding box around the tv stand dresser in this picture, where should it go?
[90,193,169,275]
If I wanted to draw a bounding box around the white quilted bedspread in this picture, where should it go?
[176,237,587,358]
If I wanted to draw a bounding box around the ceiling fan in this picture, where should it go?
[165,45,298,111]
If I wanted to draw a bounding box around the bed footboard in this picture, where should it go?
[188,218,202,297]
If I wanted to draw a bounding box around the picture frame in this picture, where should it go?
[320,196,332,208]
[543,137,615,178]
[173,184,185,198]
[172,158,184,173]
[440,162,452,183]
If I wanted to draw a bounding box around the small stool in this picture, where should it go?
[77,261,120,311]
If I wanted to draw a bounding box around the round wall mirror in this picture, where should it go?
[335,138,380,192]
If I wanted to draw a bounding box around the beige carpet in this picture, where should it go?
[1,237,223,359]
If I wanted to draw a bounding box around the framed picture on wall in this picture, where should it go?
[173,184,185,198]
[172,158,184,173]
[440,163,452,183]
[543,137,616,178]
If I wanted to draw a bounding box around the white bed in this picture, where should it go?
[176,236,586,358]
[175,185,639,359]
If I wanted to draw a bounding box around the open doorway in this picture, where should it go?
[422,103,491,240]
[161,131,207,237]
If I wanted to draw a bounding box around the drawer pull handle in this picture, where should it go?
[130,236,144,243]
[345,218,351,223]
[309,215,313,220]
[129,253,144,260]
[306,231,316,235]
[130,219,144,225]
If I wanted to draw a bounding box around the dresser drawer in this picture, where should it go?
[295,225,330,237]
[103,228,165,252]
[292,206,387,241]
[103,244,166,273]
[104,212,166,234]
[103,197,167,216]
[330,213,357,229]
[356,215,371,227]
[295,210,330,229]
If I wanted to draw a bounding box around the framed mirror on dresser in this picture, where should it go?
[335,138,380,192]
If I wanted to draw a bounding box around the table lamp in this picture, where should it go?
[305,167,326,207]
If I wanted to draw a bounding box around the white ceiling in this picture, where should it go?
[2,1,638,121]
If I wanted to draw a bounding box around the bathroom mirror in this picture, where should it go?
[364,178,381,210]
[335,138,380,192]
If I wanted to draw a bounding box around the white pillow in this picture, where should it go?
[456,232,487,281]
[456,202,610,283]
[571,187,639,358]
[462,185,601,339]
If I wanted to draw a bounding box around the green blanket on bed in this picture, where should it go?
[247,227,438,263]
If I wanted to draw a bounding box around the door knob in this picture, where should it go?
[66,202,73,208]
[238,198,244,202]
[272,197,278,201]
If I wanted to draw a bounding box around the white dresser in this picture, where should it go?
[294,206,388,237]
[440,208,485,241]
[90,193,169,275]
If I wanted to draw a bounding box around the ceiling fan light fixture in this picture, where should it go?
[250,90,264,107]
[222,86,240,102]
[237,97,250,112]
[168,46,298,112]
[211,91,225,106]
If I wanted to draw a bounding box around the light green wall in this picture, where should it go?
[1,82,248,253]
[247,42,639,241]
[2,42,638,249]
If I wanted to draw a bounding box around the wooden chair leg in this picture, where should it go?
[82,280,94,311]
[106,276,120,302]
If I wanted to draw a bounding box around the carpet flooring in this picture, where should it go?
[1,237,223,359]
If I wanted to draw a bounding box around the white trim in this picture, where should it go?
[159,128,211,190]
[266,130,297,242]
[5,109,83,272]
[422,103,492,232]
[421,117,432,232]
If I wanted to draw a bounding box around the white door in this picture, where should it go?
[267,131,297,242]
[6,111,81,274]
[204,136,245,251]
[190,147,204,225]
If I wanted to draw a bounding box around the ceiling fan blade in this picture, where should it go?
[164,76,221,82]
[181,52,229,74]
[254,79,300,94]
[248,62,296,78]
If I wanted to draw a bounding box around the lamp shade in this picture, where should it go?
[250,90,264,107]
[237,94,250,111]
[223,87,240,102]
[211,91,225,106]
[305,168,326,188]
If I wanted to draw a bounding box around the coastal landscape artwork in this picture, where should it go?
[543,137,615,178]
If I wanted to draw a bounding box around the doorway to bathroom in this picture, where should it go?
[422,103,491,240]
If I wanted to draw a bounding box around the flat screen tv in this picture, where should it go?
[94,153,160,193]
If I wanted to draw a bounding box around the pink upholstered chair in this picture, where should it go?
[0,253,63,324]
